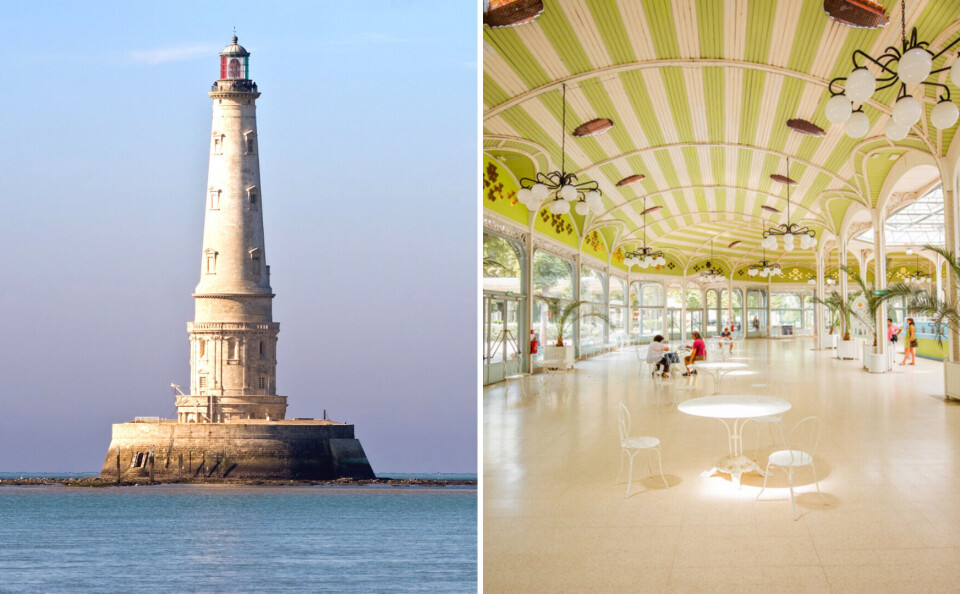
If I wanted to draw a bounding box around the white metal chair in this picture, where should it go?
[744,383,788,458]
[503,371,529,399]
[616,402,668,497]
[755,416,827,520]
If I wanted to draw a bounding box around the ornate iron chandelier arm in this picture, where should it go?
[921,80,951,102]
[928,34,960,62]
[827,77,847,97]
[874,77,901,93]
[852,49,900,78]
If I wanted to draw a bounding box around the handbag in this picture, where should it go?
[910,339,918,348]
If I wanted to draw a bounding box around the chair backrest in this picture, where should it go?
[636,345,647,362]
[617,402,631,444]
[749,383,788,400]
[786,416,821,457]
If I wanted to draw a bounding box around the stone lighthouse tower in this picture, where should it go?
[99,37,374,481]
[178,36,286,423]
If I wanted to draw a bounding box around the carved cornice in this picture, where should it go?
[533,237,579,262]
[192,293,275,299]
[847,221,871,241]
[884,191,916,218]
[483,213,527,243]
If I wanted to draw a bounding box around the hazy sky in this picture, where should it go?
[0,2,477,473]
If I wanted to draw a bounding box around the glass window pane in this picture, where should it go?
[667,288,683,308]
[641,284,663,307]
[609,277,625,305]
[580,266,605,303]
[630,282,642,307]
[533,251,573,299]
[686,289,702,308]
[483,233,521,293]
[706,290,718,307]
[579,303,605,354]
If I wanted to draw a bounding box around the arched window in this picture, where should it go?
[212,133,224,155]
[532,251,573,299]
[244,131,256,155]
[579,266,606,355]
[482,233,521,294]
[609,277,626,345]
[209,188,221,210]
[247,186,258,208]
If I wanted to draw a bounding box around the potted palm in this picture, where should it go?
[542,297,610,367]
[883,246,960,398]
[813,291,857,359]
[842,265,891,372]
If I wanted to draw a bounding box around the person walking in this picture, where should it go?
[900,318,917,366]
[887,318,901,348]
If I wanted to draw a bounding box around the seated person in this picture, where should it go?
[683,331,707,375]
[645,335,671,378]
[719,327,733,352]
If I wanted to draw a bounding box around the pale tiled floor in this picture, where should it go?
[483,338,960,593]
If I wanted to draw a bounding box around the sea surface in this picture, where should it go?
[0,474,477,593]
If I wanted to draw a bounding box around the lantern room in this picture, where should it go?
[219,35,250,80]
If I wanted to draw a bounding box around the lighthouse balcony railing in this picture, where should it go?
[211,80,258,93]
[188,322,278,332]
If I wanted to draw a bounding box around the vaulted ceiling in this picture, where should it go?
[483,0,960,274]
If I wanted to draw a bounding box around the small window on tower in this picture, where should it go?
[259,376,265,389]
[247,186,258,208]
[244,132,256,154]
[209,188,221,210]
[205,249,218,274]
[199,376,208,389]
[259,340,264,359]
[212,134,223,155]
[249,248,261,275]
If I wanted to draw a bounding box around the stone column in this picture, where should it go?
[872,210,888,365]
[815,248,824,349]
[680,277,688,343]
[524,227,534,372]
[573,252,581,357]
[942,164,960,361]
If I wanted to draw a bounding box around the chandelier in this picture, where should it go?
[747,256,782,279]
[760,158,817,251]
[623,197,666,268]
[824,0,960,140]
[903,254,932,284]
[699,241,725,284]
[516,83,604,216]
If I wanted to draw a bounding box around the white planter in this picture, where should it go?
[837,339,859,360]
[865,352,888,374]
[544,345,575,369]
[822,334,838,349]
[945,361,960,400]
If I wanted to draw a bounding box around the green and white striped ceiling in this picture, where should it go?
[483,0,960,274]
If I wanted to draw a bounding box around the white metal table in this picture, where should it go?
[678,395,792,486]
[691,361,748,393]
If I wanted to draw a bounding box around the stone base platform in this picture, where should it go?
[100,419,374,481]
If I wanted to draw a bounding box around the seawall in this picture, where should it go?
[100,420,374,481]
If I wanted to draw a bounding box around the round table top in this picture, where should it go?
[677,395,791,419]
[690,361,748,371]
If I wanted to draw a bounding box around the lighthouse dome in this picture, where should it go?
[220,35,250,57]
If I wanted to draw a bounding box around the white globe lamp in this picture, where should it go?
[825,94,853,124]
[517,187,532,205]
[532,183,549,201]
[892,95,922,127]
[748,268,758,277]
[931,100,959,130]
[898,47,933,85]
[845,67,876,103]
[559,184,577,201]
[574,200,589,215]
[845,110,870,138]
[550,199,570,215]
[884,117,910,141]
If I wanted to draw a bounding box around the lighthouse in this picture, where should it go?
[178,36,286,423]
[99,37,374,481]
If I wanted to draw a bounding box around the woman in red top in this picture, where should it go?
[683,331,707,375]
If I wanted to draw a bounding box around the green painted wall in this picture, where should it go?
[483,153,529,226]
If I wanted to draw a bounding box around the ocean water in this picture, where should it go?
[0,484,477,592]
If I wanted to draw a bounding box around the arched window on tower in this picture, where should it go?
[205,249,218,274]
[244,131,256,155]
[259,340,264,359]
[249,248,261,275]
[212,132,224,155]
[247,186,258,209]
[209,188,221,210]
